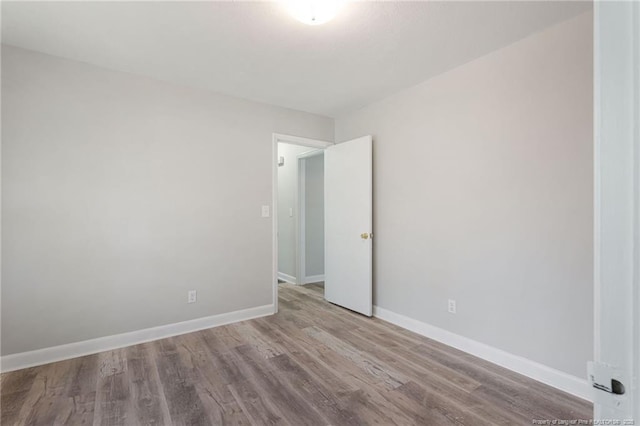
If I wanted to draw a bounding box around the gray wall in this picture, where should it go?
[276,142,310,279]
[335,12,593,378]
[1,46,333,355]
[304,154,324,278]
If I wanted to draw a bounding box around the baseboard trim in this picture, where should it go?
[277,272,297,284]
[304,274,325,284]
[372,306,592,402]
[1,304,274,373]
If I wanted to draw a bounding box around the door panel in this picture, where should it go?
[324,136,372,316]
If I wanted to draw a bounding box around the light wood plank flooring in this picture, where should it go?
[1,282,592,425]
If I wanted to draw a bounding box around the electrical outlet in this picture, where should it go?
[188,290,197,304]
[261,205,270,218]
[448,299,456,314]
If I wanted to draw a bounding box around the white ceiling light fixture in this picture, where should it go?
[285,0,344,26]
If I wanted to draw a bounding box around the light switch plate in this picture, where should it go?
[261,205,270,217]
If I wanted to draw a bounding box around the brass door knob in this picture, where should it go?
[361,233,369,239]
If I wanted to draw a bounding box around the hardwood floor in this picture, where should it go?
[1,283,592,425]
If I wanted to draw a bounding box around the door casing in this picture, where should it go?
[593,1,639,419]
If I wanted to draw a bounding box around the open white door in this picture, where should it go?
[324,136,372,316]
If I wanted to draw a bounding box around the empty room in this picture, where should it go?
[1,1,638,425]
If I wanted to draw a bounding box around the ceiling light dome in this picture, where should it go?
[285,0,343,26]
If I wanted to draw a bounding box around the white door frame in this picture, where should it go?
[272,133,333,313]
[297,149,325,286]
[592,1,639,420]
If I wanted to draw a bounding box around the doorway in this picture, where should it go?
[272,134,333,313]
[272,133,374,316]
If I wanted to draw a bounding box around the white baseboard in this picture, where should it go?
[278,272,297,284]
[304,274,325,284]
[1,304,274,373]
[373,306,592,402]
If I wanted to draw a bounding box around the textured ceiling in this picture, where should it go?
[1,1,591,117]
